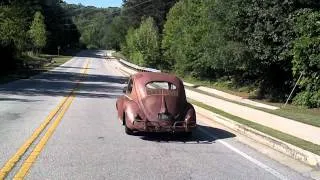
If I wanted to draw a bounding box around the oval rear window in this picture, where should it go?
[146,81,178,96]
[146,81,177,90]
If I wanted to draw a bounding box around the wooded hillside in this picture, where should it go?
[118,0,320,108]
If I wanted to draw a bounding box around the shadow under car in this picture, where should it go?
[135,124,236,144]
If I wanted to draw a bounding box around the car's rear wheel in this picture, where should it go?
[181,131,192,138]
[124,113,134,135]
[125,125,134,135]
[122,112,125,126]
[185,131,192,136]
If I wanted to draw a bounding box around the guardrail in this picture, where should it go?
[118,59,161,73]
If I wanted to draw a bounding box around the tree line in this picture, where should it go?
[114,0,320,108]
[1,0,319,108]
[0,0,122,73]
[62,3,121,49]
[0,0,80,73]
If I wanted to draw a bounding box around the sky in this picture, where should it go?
[64,0,123,7]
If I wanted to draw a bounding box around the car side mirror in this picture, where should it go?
[123,86,127,93]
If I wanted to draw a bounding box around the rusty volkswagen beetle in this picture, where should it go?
[116,72,196,135]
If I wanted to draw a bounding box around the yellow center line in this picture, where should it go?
[0,95,71,180]
[13,94,76,179]
[0,59,90,180]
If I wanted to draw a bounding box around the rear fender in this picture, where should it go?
[116,96,125,122]
[184,103,196,124]
[124,101,144,128]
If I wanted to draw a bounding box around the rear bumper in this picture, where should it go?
[131,120,196,132]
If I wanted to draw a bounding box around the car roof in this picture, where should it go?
[132,72,182,87]
[131,72,186,99]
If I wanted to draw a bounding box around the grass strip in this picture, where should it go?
[189,99,320,155]
[43,55,73,70]
[264,107,320,128]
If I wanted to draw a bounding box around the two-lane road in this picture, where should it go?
[0,51,311,179]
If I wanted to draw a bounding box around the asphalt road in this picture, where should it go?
[0,50,311,180]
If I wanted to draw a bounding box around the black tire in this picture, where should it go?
[183,131,192,138]
[124,113,134,135]
[125,124,134,135]
[122,112,125,126]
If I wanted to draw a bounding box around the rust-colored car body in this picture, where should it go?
[116,72,196,134]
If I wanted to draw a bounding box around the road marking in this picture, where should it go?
[13,94,75,179]
[0,95,70,180]
[198,127,289,180]
[0,59,90,180]
[13,60,90,179]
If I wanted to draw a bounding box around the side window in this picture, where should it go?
[127,78,133,94]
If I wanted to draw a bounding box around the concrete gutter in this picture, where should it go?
[193,105,320,168]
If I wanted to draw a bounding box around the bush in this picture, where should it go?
[293,90,320,108]
[292,10,320,107]
[122,17,160,68]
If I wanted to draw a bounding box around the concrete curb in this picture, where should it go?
[193,105,320,168]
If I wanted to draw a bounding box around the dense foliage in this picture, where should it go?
[292,10,320,107]
[0,0,80,73]
[120,0,320,107]
[122,17,160,67]
[1,0,319,107]
[119,0,180,68]
[122,0,177,30]
[29,11,47,53]
[62,4,121,49]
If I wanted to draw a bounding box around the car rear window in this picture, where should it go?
[146,81,177,90]
[146,81,178,96]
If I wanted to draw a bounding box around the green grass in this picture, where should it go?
[265,105,320,128]
[189,99,320,155]
[0,55,73,84]
[43,55,73,70]
[184,77,320,128]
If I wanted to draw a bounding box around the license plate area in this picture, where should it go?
[158,113,171,121]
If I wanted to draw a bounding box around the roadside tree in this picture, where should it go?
[123,17,160,68]
[29,11,47,54]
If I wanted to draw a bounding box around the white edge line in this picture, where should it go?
[198,127,289,180]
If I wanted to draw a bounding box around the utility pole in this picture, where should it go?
[57,46,60,56]
[283,72,303,108]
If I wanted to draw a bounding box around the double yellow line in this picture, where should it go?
[0,60,90,180]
